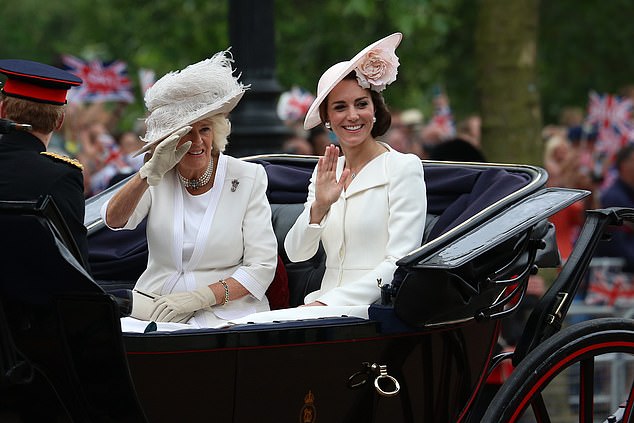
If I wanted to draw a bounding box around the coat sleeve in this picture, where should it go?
[230,164,278,300]
[316,154,427,306]
[100,189,151,231]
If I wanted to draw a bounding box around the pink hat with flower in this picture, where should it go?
[303,32,402,130]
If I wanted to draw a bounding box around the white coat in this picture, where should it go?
[284,147,427,306]
[103,154,277,324]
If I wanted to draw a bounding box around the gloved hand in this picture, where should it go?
[139,126,192,186]
[130,290,159,321]
[150,286,217,323]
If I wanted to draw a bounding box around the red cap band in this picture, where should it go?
[3,78,68,104]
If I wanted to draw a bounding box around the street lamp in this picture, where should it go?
[227,0,291,157]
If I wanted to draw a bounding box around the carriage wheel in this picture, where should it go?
[481,318,634,423]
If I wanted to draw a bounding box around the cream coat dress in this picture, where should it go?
[102,153,277,327]
[284,147,427,306]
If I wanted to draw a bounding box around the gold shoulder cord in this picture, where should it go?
[40,152,83,170]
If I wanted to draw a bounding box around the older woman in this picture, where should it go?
[284,33,427,307]
[101,51,277,328]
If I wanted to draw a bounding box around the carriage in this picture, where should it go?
[1,153,633,422]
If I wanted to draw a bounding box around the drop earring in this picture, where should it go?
[324,122,331,129]
[372,117,377,124]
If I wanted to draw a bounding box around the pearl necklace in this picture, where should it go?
[178,157,214,190]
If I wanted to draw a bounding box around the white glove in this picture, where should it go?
[130,290,159,321]
[139,126,192,186]
[150,286,217,323]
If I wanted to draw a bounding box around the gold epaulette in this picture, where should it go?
[40,152,83,170]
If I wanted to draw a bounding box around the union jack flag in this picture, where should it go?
[585,267,634,306]
[62,55,134,104]
[585,91,634,159]
[277,86,315,122]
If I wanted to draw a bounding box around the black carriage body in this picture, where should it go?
[124,318,499,422]
[0,156,592,422]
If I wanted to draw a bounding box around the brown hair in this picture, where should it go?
[318,72,392,138]
[1,95,64,133]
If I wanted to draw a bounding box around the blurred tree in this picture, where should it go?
[475,0,542,165]
[539,0,634,124]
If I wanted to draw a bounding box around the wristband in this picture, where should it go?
[219,280,230,305]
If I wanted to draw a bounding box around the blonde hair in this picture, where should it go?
[1,95,64,133]
[543,135,569,164]
[201,114,231,152]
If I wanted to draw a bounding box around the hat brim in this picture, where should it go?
[132,90,244,157]
[303,32,402,130]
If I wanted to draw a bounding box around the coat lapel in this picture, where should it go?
[342,152,389,198]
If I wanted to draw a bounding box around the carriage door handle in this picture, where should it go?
[348,362,401,397]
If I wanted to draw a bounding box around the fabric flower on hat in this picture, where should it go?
[354,47,400,92]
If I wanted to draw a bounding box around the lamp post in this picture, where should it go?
[227,0,291,157]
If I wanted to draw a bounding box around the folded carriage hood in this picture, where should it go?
[399,187,590,269]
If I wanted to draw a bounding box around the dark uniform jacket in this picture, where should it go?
[0,131,89,269]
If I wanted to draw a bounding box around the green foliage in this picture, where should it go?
[3,0,634,133]
[539,0,634,124]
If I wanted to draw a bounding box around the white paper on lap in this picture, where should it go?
[121,306,369,332]
[221,305,369,327]
[120,316,198,333]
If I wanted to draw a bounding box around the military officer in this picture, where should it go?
[0,59,89,269]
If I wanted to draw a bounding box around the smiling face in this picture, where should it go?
[325,79,376,148]
[176,119,214,178]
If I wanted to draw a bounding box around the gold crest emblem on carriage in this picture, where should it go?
[299,390,316,423]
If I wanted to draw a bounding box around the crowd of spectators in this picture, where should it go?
[46,102,145,197]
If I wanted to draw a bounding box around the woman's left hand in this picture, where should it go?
[139,126,192,186]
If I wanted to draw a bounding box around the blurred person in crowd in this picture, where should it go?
[107,130,146,187]
[0,59,90,267]
[419,123,446,157]
[101,50,277,329]
[399,108,425,157]
[595,144,634,271]
[117,130,146,170]
[543,135,587,263]
[427,136,487,162]
[285,33,427,308]
[544,134,577,188]
[541,124,568,142]
[419,90,456,157]
[307,125,331,156]
[77,120,130,195]
[400,108,424,138]
[567,124,603,188]
[282,133,314,155]
[456,114,482,149]
[385,125,412,153]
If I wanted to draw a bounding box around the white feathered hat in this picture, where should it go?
[137,49,247,155]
